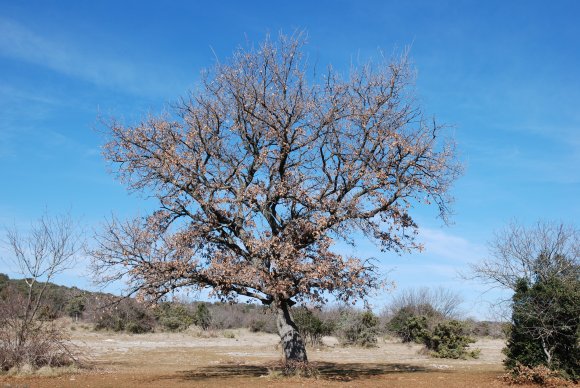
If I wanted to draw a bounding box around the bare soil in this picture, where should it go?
[0,326,541,387]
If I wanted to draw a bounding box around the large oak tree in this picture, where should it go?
[91,33,460,365]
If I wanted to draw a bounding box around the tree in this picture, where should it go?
[469,221,579,379]
[65,294,87,321]
[91,33,460,367]
[385,286,463,320]
[1,213,83,370]
[506,276,579,380]
[469,220,579,290]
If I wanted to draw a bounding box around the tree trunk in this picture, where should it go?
[275,300,308,365]
[540,337,553,367]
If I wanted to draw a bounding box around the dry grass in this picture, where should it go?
[0,324,518,387]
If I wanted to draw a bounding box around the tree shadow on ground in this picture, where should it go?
[168,362,431,382]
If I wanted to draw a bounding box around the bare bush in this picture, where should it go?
[463,319,506,339]
[0,292,80,371]
[208,303,277,333]
[384,287,464,320]
[469,220,579,290]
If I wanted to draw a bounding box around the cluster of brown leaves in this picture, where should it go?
[502,363,572,387]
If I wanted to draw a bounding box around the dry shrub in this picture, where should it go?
[1,213,85,373]
[89,296,154,334]
[385,287,464,321]
[209,303,277,333]
[502,363,571,387]
[208,303,253,329]
[185,326,219,338]
[0,288,83,372]
[0,319,81,372]
[285,361,319,378]
[464,319,507,339]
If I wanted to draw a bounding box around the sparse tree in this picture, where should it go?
[386,286,463,320]
[470,220,579,290]
[1,213,83,370]
[470,221,579,379]
[91,33,460,367]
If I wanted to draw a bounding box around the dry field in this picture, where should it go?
[0,325,534,388]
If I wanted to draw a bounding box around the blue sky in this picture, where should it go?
[1,0,578,319]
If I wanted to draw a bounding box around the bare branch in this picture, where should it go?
[468,220,579,291]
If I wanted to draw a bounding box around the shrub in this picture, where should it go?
[207,302,275,331]
[193,304,211,330]
[504,276,579,381]
[125,321,152,334]
[154,303,194,332]
[93,299,154,333]
[338,310,379,348]
[0,289,80,371]
[400,315,430,343]
[386,287,463,320]
[502,363,569,387]
[424,320,479,359]
[0,323,80,372]
[464,319,506,339]
[248,319,266,333]
[293,308,334,346]
[387,305,432,343]
[249,318,276,334]
[386,301,447,343]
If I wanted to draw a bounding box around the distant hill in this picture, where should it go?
[0,272,108,320]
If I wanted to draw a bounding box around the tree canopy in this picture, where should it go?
[91,33,460,363]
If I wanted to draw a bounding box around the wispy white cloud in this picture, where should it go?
[0,17,181,96]
[419,227,486,262]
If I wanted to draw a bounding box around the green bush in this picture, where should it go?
[389,313,430,343]
[65,294,87,321]
[504,276,579,381]
[339,310,379,348]
[387,302,446,343]
[424,320,479,359]
[293,308,334,346]
[125,320,153,334]
[154,303,194,332]
[193,304,211,330]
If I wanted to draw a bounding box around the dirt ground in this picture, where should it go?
[0,326,540,387]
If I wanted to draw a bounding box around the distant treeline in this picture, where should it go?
[0,273,504,347]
